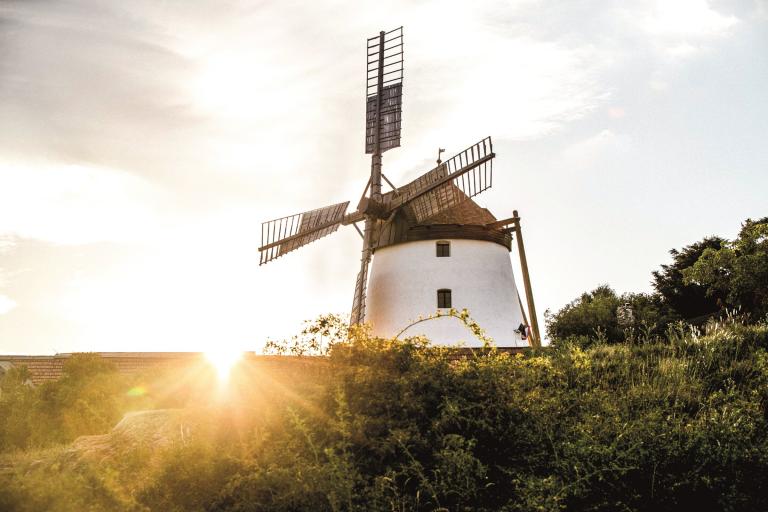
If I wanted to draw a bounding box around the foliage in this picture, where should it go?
[651,236,726,323]
[0,354,126,451]
[683,218,768,322]
[0,353,222,453]
[545,285,666,345]
[3,317,768,511]
[549,218,767,344]
[264,313,350,356]
[394,307,496,346]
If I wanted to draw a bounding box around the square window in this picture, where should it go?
[436,241,450,257]
[437,289,452,308]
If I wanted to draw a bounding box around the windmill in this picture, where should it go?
[259,27,541,348]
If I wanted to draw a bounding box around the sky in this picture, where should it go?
[0,0,766,354]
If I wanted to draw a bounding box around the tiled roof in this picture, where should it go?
[372,197,510,251]
[0,353,202,385]
[418,198,496,225]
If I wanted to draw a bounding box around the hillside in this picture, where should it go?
[2,316,768,511]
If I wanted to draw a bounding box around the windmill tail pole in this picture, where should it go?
[350,218,373,325]
[513,210,541,348]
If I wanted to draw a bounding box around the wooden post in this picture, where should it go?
[512,210,541,348]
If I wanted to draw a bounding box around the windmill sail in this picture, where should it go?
[366,84,402,154]
[396,137,495,223]
[365,27,403,154]
[259,201,349,265]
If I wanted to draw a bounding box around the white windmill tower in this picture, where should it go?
[259,27,541,348]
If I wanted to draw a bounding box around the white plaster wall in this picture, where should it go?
[366,239,528,347]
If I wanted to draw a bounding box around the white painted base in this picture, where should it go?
[365,239,529,347]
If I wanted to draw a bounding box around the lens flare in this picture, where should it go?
[126,385,147,397]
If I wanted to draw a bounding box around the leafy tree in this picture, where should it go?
[546,285,622,342]
[0,354,128,451]
[34,354,125,445]
[652,236,726,323]
[545,285,666,344]
[684,218,768,321]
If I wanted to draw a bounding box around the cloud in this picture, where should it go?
[0,294,16,315]
[0,161,162,244]
[618,0,739,65]
[0,237,15,254]
[563,129,633,166]
[666,42,700,58]
[0,2,205,179]
[637,0,738,38]
[0,0,614,235]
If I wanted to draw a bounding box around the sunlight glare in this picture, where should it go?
[204,349,243,382]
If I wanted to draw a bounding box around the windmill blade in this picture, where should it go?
[259,201,350,265]
[365,27,403,155]
[393,137,495,223]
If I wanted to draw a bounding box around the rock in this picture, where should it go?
[60,409,194,466]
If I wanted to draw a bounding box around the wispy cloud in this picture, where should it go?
[0,295,15,315]
[634,0,738,38]
[563,129,634,167]
[0,161,161,244]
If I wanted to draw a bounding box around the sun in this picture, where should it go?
[204,349,243,382]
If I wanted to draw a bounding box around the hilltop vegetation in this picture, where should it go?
[1,217,767,512]
[2,316,768,511]
[546,217,768,344]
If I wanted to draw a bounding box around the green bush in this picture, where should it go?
[3,318,768,511]
[545,285,668,345]
[0,354,126,451]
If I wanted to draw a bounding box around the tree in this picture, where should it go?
[545,285,666,344]
[683,217,768,321]
[546,285,622,342]
[51,354,125,441]
[652,236,726,323]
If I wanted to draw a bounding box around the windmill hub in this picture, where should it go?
[356,197,390,220]
[258,27,541,348]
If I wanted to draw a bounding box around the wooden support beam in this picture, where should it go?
[359,177,371,206]
[381,173,398,193]
[485,216,516,230]
[352,222,364,239]
[512,210,541,348]
[342,211,365,225]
